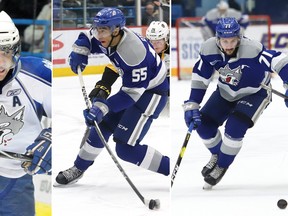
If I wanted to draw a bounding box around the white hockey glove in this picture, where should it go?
[22,128,52,175]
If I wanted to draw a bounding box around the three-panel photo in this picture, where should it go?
[0,0,287,215]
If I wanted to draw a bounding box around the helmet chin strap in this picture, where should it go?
[107,35,115,47]
[107,27,121,47]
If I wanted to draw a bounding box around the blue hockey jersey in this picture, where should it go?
[80,27,168,113]
[0,56,51,178]
[190,37,288,103]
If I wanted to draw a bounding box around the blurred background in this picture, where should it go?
[172,0,288,25]
[53,0,170,28]
[171,0,288,79]
[0,0,51,60]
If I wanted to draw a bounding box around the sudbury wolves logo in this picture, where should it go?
[218,65,242,86]
[0,105,25,145]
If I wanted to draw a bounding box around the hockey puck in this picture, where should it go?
[148,199,160,210]
[277,199,287,209]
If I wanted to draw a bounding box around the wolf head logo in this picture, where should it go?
[218,65,242,86]
[0,105,25,145]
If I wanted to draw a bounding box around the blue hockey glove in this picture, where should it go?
[183,100,201,129]
[22,128,51,175]
[69,33,91,73]
[69,51,88,74]
[83,99,109,127]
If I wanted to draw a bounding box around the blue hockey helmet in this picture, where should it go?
[216,17,241,38]
[93,8,126,30]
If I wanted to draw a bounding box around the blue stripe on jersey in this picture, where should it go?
[19,57,51,85]
[20,69,51,87]
[15,77,42,120]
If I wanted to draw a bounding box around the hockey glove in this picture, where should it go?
[69,33,90,73]
[22,128,52,175]
[284,83,288,107]
[83,98,109,127]
[183,100,201,129]
[89,81,111,101]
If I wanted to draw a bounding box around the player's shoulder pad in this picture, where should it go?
[19,56,51,83]
[116,28,146,66]
[200,37,219,56]
[226,9,242,19]
[205,8,219,20]
[238,37,263,58]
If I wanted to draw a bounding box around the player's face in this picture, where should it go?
[219,37,239,55]
[0,51,14,81]
[93,26,119,48]
[150,39,166,54]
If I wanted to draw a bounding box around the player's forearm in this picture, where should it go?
[189,88,206,104]
[100,65,119,87]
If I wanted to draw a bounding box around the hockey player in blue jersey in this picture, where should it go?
[183,17,288,188]
[55,8,169,185]
[0,11,51,215]
[201,0,249,40]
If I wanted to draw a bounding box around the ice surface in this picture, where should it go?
[170,76,288,216]
[52,75,170,216]
[52,75,287,216]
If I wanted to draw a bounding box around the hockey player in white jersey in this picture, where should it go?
[0,11,51,215]
[201,0,249,40]
[183,17,288,188]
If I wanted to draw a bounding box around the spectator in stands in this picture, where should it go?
[142,1,159,26]
[102,0,119,7]
[63,0,81,8]
[87,0,103,7]
[23,2,51,54]
[201,0,249,40]
[153,0,170,25]
[0,0,49,39]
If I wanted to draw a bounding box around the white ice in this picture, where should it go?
[52,75,170,216]
[171,76,288,216]
[53,74,287,216]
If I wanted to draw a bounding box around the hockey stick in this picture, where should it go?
[79,127,90,148]
[77,70,160,210]
[0,150,32,162]
[171,123,194,187]
[261,83,288,100]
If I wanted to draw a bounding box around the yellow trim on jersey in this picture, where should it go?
[106,63,118,74]
[35,202,51,216]
[53,65,106,77]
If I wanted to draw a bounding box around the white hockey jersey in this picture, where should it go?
[0,56,51,178]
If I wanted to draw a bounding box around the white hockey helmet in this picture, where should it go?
[217,1,229,10]
[146,21,169,42]
[0,11,20,55]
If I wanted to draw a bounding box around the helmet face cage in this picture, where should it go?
[0,40,21,56]
[146,21,169,42]
[216,17,241,39]
[92,8,126,33]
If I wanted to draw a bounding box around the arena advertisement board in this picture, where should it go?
[171,24,288,77]
[53,27,146,77]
